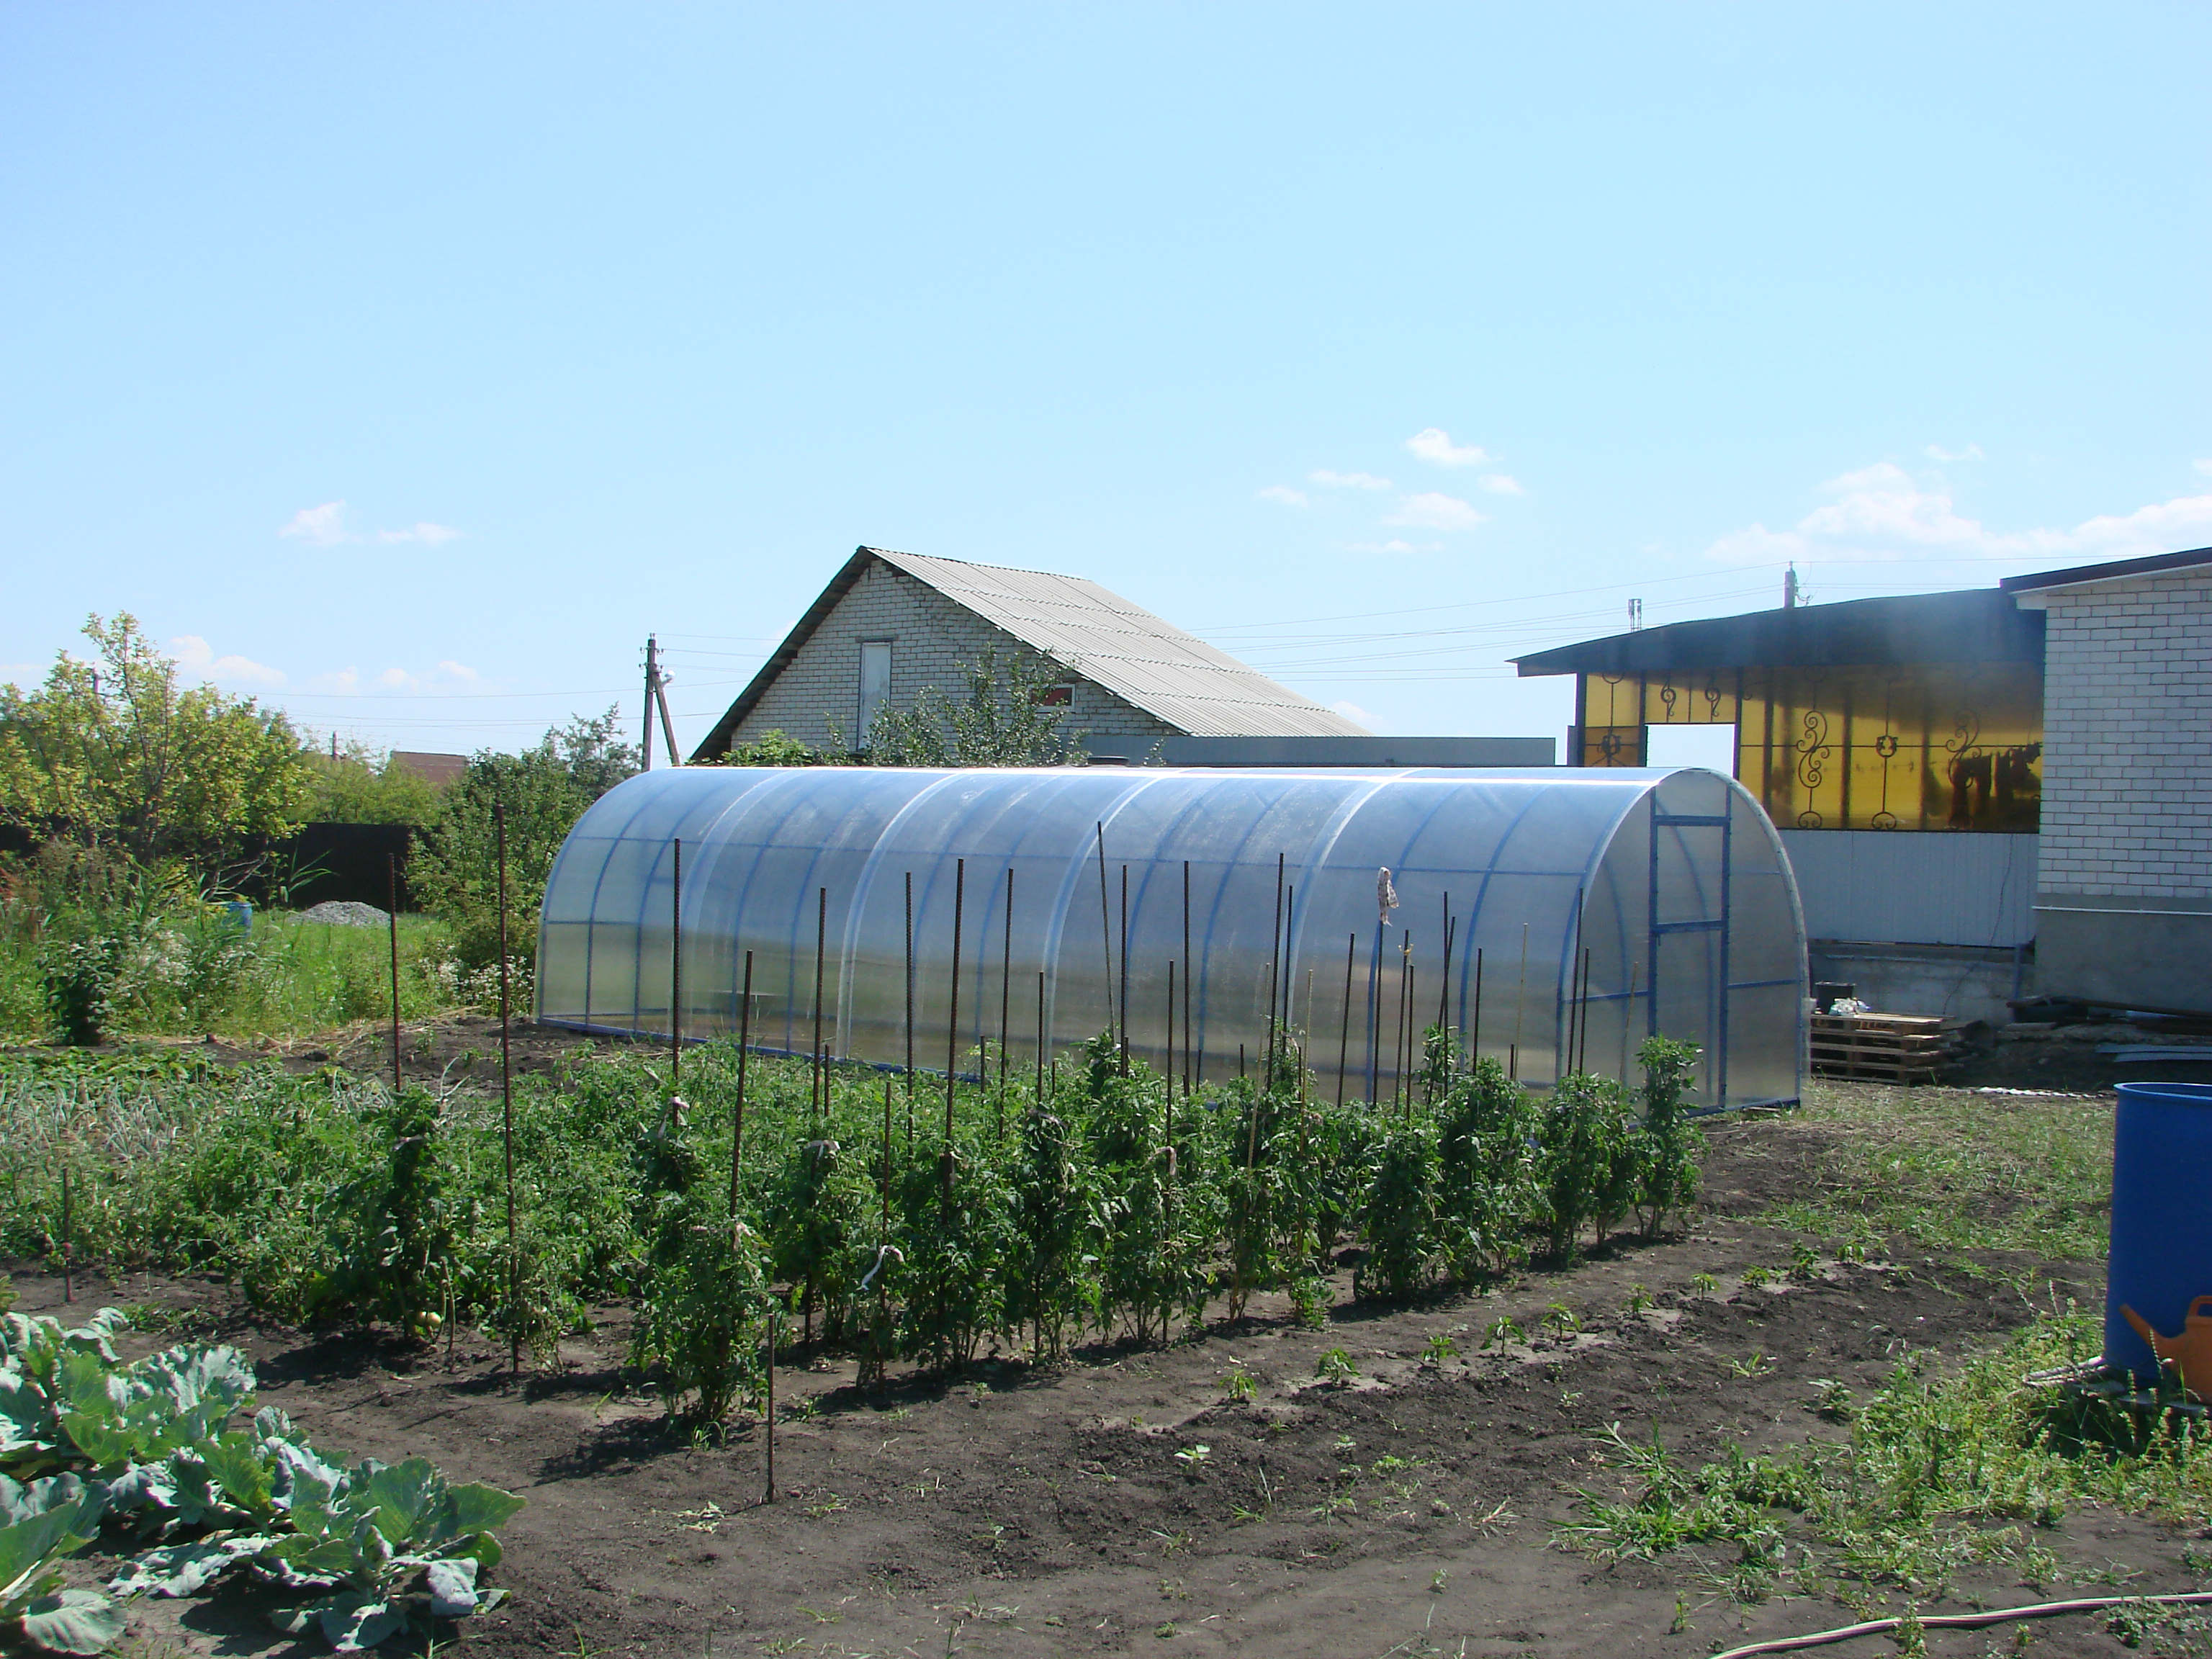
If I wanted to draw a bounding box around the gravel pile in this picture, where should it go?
[297,901,390,928]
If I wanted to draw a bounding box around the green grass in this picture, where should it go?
[1558,1303,2212,1606]
[1759,1082,2114,1262]
[0,909,464,1046]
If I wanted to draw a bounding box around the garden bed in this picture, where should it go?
[17,1082,2198,1659]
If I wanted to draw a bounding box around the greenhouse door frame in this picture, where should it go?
[1647,799,1731,1107]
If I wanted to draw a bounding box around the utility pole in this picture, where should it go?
[1783,565,1802,610]
[642,635,683,768]
[1627,598,1644,631]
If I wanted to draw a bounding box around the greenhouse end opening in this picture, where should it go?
[536,765,1804,1112]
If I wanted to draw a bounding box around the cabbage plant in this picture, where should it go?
[0,1473,120,1655]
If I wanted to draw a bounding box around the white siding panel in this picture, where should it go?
[1779,830,2037,946]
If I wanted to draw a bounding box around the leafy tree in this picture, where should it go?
[302,739,443,827]
[842,647,1087,767]
[705,729,832,768]
[0,614,315,868]
[408,708,639,968]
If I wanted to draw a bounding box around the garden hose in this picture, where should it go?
[1707,1590,2212,1659]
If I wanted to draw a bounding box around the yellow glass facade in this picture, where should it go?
[1576,664,2043,832]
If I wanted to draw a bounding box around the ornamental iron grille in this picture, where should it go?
[1571,662,2041,832]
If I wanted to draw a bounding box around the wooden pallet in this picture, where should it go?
[1809,1012,1957,1083]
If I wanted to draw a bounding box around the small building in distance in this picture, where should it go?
[693,546,1372,762]
[387,750,469,789]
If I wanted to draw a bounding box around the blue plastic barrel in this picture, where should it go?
[2105,1082,2212,1380]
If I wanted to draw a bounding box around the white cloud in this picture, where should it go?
[369,660,482,693]
[1405,428,1495,469]
[1330,699,1378,727]
[279,501,351,545]
[1256,485,1309,508]
[1385,491,1485,532]
[171,634,286,688]
[2194,459,2212,477]
[1309,469,1393,491]
[279,500,461,545]
[1476,473,1524,496]
[1924,443,1984,462]
[1344,538,1445,555]
[1707,459,2212,567]
[1704,523,1808,566]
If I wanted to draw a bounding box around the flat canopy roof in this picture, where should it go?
[1999,544,2212,593]
[1513,588,2043,678]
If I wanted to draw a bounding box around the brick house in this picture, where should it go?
[691,546,1367,761]
[2002,547,2212,1011]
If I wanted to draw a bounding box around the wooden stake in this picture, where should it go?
[1437,896,1454,1041]
[999,867,1013,1134]
[878,1076,892,1383]
[904,871,915,1145]
[1118,864,1130,1078]
[732,950,753,1220]
[1563,902,1583,1082]
[1397,935,1413,1116]
[1165,958,1175,1105]
[671,837,683,1092]
[1510,923,1529,1081]
[498,799,517,1375]
[944,858,963,1204]
[1267,854,1285,1081]
[387,853,403,1098]
[763,1310,776,1504]
[1163,956,1176,1343]
[1035,969,1046,1105]
[1578,946,1594,1074]
[1621,960,1639,1082]
[1181,860,1193,1098]
[60,1164,71,1305]
[1471,946,1484,1061]
[812,886,827,1128]
[1336,932,1354,1108]
[1094,824,1113,1051]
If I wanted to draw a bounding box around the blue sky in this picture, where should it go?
[5,5,2208,755]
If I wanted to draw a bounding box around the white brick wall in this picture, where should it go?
[732,560,1179,753]
[2026,568,2212,901]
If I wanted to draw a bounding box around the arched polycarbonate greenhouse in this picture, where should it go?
[536,765,1807,1110]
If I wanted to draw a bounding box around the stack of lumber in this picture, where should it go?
[1809,1011,1956,1083]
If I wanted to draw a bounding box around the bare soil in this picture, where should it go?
[17,1084,2198,1659]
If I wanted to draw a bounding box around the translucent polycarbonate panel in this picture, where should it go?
[1567,769,1804,1109]
[536,765,1805,1107]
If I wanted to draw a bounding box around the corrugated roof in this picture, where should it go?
[696,547,1366,756]
[870,549,1367,738]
